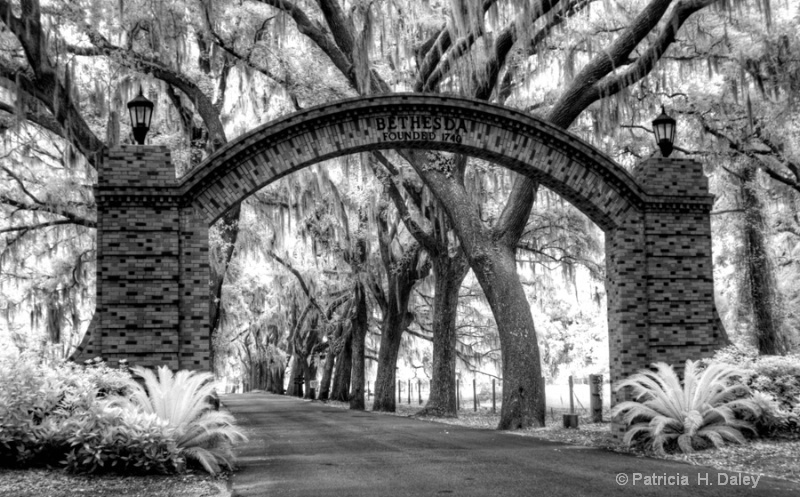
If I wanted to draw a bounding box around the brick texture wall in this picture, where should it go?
[605,157,720,437]
[73,146,208,370]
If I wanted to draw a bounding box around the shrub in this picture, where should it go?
[57,400,181,474]
[0,356,84,465]
[0,357,248,475]
[748,391,800,436]
[81,359,137,398]
[129,366,247,475]
[708,346,800,436]
[749,355,800,410]
[611,360,760,454]
[0,356,177,473]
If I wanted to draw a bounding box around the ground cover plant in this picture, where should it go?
[127,366,247,475]
[610,360,760,454]
[0,355,245,476]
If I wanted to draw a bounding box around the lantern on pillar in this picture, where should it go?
[652,106,676,157]
[127,87,154,145]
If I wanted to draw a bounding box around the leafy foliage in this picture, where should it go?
[56,400,180,474]
[708,346,800,436]
[129,366,247,475]
[0,357,247,475]
[611,360,760,454]
[0,356,180,472]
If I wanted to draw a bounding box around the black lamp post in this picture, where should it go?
[652,105,676,157]
[127,87,154,145]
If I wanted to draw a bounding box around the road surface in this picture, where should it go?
[221,393,799,496]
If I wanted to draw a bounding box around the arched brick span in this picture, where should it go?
[76,95,723,419]
[180,94,644,230]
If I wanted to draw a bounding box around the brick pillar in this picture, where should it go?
[178,206,210,369]
[80,145,210,371]
[608,157,721,438]
[605,209,649,439]
[633,158,722,364]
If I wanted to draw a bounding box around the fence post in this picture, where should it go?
[408,379,411,404]
[590,374,603,422]
[398,380,401,405]
[492,379,496,413]
[418,379,422,405]
[473,378,477,411]
[563,375,578,429]
[569,375,575,413]
[456,379,460,411]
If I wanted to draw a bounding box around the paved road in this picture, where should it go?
[221,393,799,496]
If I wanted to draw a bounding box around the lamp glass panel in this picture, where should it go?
[143,107,152,127]
[654,122,665,142]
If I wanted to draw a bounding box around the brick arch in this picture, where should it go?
[78,94,723,424]
[179,94,644,231]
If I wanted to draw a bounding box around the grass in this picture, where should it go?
[326,399,800,483]
[0,468,230,497]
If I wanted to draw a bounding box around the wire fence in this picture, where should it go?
[374,375,611,419]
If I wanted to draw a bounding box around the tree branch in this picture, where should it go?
[0,219,77,234]
[414,0,499,92]
[67,31,227,148]
[370,152,438,252]
[0,0,105,164]
[0,194,96,227]
[0,98,63,138]
[255,0,356,88]
[267,250,326,317]
[597,0,719,98]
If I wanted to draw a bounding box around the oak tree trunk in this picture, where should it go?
[407,167,545,427]
[330,331,353,401]
[418,253,468,417]
[270,364,285,394]
[318,331,338,401]
[472,245,545,428]
[286,356,304,397]
[302,357,316,400]
[349,284,369,410]
[265,361,274,392]
[371,306,405,412]
[740,164,787,355]
[371,239,423,412]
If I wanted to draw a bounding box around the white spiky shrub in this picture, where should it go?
[129,366,247,474]
[610,360,761,454]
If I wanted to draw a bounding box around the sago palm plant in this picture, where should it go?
[610,360,760,454]
[129,366,247,474]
